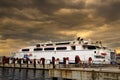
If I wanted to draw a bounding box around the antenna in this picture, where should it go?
[99,41,103,47]
[73,31,78,40]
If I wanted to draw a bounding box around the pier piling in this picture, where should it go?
[52,57,55,69]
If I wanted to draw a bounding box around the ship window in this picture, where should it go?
[56,47,67,50]
[44,47,54,50]
[94,55,105,58]
[71,46,76,50]
[56,42,70,45]
[46,44,53,46]
[22,49,29,51]
[34,48,42,51]
[87,45,96,49]
[36,44,40,47]
[41,44,44,46]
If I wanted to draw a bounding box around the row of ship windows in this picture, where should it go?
[21,45,98,52]
[36,42,70,47]
[22,47,68,52]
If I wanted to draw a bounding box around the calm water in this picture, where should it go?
[0,68,52,80]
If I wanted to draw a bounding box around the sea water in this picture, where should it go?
[0,68,52,80]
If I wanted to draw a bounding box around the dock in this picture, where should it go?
[0,62,120,80]
[0,56,120,80]
[50,67,120,80]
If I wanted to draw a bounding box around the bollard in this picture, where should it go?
[52,57,55,69]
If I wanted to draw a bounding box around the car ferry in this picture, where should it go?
[13,37,116,64]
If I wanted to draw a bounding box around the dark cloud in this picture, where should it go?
[33,0,86,14]
[0,0,120,55]
[0,0,86,14]
[88,0,120,23]
[0,0,33,8]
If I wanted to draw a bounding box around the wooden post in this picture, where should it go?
[2,56,5,67]
[52,57,55,69]
[33,59,36,68]
[26,58,29,68]
[88,57,92,67]
[41,58,45,68]
[63,57,66,68]
[19,58,22,68]
[13,58,15,68]
[75,55,81,67]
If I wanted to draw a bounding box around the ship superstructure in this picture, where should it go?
[13,37,116,64]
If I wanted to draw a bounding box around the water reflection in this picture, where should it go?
[0,68,51,80]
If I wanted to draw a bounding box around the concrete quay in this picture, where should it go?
[49,67,120,80]
[0,63,55,70]
[0,63,120,80]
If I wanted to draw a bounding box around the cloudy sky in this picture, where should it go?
[0,0,120,56]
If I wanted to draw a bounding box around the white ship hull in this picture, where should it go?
[13,37,116,64]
